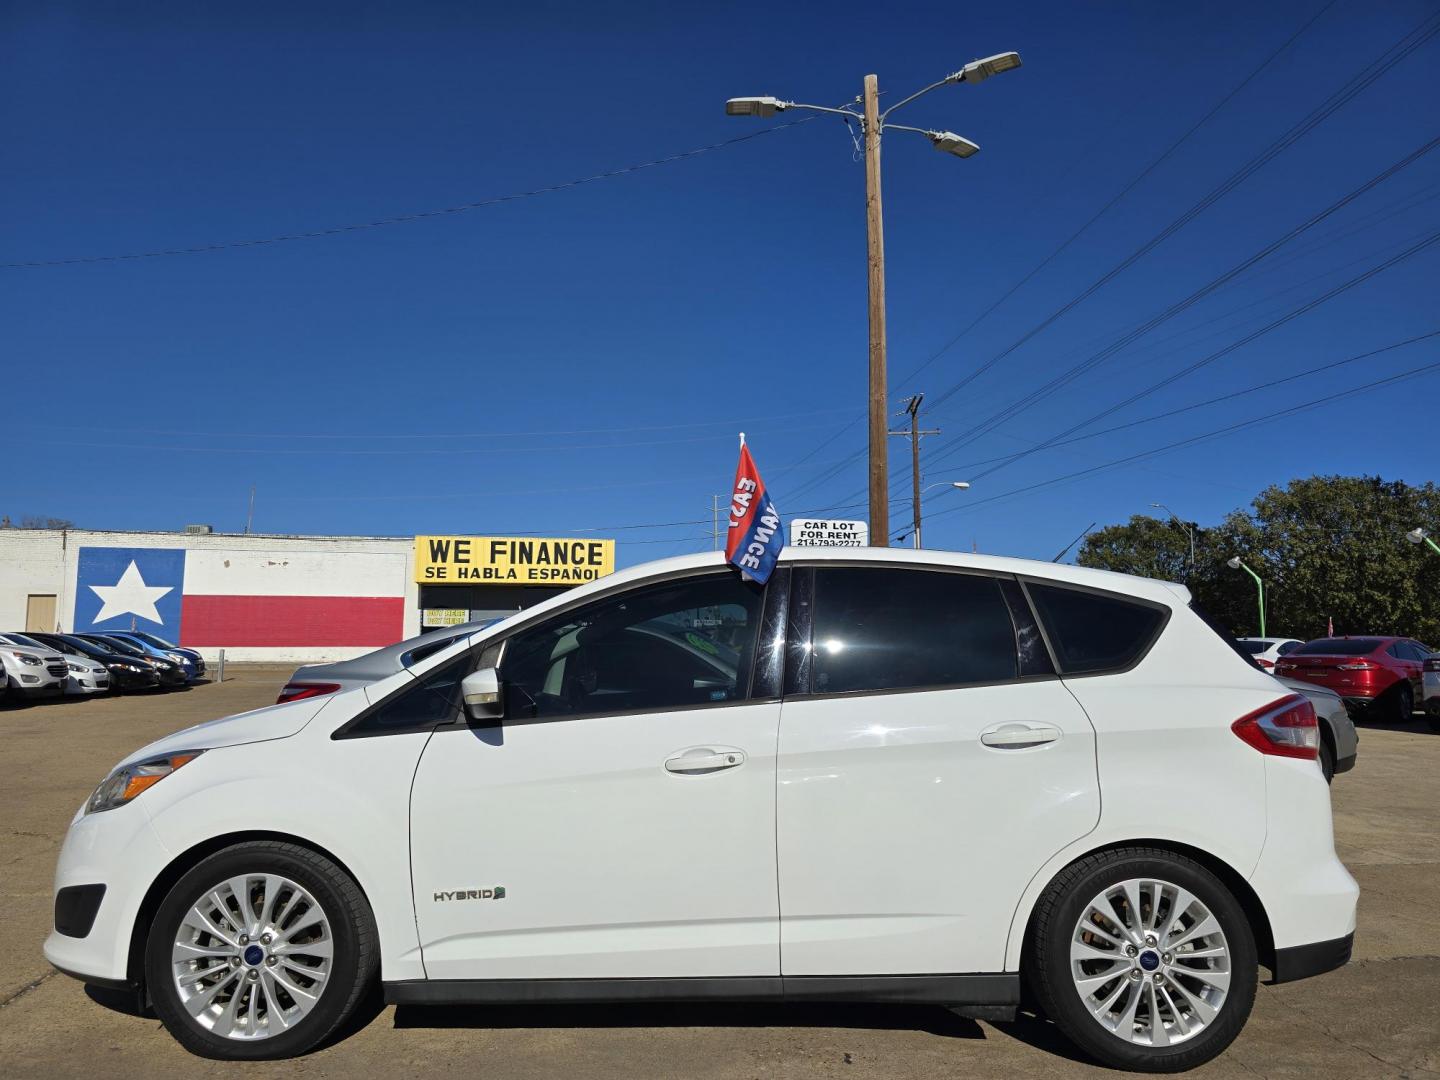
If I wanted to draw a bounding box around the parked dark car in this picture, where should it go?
[79,634,187,688]
[27,633,162,692]
[1275,636,1431,722]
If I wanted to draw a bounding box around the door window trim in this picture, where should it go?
[780,562,1058,701]
[1017,576,1172,678]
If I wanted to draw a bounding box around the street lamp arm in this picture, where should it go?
[784,101,863,118]
[880,78,951,120]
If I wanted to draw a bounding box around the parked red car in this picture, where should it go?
[1275,636,1431,721]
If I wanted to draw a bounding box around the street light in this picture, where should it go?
[1406,526,1440,556]
[1226,555,1266,637]
[899,480,971,548]
[726,51,1022,546]
[1151,502,1196,573]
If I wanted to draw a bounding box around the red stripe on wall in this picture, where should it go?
[180,595,405,648]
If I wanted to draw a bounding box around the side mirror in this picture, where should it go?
[461,667,503,722]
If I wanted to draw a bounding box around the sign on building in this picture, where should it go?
[421,608,470,628]
[789,519,869,547]
[415,536,616,585]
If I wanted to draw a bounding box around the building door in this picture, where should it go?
[25,594,57,632]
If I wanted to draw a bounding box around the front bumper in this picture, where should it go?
[65,675,111,695]
[108,669,160,691]
[42,801,172,986]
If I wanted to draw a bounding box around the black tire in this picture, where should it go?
[1028,847,1258,1073]
[1319,738,1335,784]
[145,841,377,1060]
[1390,682,1414,723]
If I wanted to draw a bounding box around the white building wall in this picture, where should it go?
[0,528,420,664]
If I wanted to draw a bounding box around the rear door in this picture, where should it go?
[775,566,1099,976]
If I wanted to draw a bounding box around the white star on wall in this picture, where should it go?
[89,561,174,625]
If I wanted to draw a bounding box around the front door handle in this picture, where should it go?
[664,747,745,774]
[980,723,1062,749]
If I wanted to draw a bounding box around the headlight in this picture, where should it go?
[109,661,141,673]
[68,663,86,673]
[15,653,42,666]
[167,652,187,664]
[86,750,204,814]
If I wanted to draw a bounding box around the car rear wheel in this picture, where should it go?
[145,841,376,1060]
[1029,847,1257,1073]
[1388,683,1414,723]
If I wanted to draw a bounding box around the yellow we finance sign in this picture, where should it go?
[414,536,615,585]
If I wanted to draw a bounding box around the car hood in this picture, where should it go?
[116,695,335,769]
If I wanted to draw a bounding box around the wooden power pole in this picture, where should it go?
[863,74,889,546]
[889,394,939,548]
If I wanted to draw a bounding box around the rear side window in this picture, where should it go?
[810,568,1018,694]
[1026,582,1166,675]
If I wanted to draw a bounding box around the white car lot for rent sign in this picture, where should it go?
[790,519,869,547]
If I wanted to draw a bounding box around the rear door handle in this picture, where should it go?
[665,747,746,774]
[980,723,1062,749]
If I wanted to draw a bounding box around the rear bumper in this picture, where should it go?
[1271,932,1353,983]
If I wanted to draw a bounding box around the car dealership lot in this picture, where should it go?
[2,666,1437,1079]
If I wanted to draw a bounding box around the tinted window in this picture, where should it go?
[999,578,1056,678]
[501,573,764,720]
[1027,583,1166,675]
[1237,640,1269,655]
[349,652,471,735]
[1292,638,1382,656]
[810,568,1017,695]
[1278,640,1302,655]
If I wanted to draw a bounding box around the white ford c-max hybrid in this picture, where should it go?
[45,549,1357,1072]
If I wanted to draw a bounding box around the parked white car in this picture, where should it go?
[45,549,1356,1072]
[0,636,68,699]
[0,633,110,696]
[1236,636,1304,671]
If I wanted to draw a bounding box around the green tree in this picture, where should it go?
[1077,475,1440,641]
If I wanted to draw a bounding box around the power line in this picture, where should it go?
[1,118,815,270]
[894,0,1342,392]
[959,225,1440,483]
[924,133,1440,472]
[917,358,1440,530]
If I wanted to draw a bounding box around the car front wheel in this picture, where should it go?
[1029,847,1258,1073]
[144,841,376,1059]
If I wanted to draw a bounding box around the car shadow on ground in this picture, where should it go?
[1357,711,1436,735]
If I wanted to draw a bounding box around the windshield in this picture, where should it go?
[1236,640,1270,655]
[129,631,177,649]
[94,636,146,657]
[3,633,49,650]
[1292,638,1382,656]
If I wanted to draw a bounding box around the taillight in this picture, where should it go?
[1232,695,1319,760]
[1336,661,1378,671]
[1423,658,1440,672]
[1256,658,1275,669]
[276,681,341,704]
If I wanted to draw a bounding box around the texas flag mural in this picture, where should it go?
[725,434,784,584]
[74,546,405,647]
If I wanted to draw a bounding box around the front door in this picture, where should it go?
[776,566,1100,976]
[409,570,783,981]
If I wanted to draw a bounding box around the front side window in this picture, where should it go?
[809,567,1019,695]
[1027,582,1167,675]
[500,573,765,720]
[344,652,473,736]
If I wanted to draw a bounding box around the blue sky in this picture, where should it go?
[4,0,1438,567]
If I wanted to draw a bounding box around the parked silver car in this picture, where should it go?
[277,619,498,703]
[1280,675,1357,783]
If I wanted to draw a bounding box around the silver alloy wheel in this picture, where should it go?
[1070,877,1231,1047]
[170,873,334,1040]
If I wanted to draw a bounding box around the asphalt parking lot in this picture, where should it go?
[2,667,1437,1079]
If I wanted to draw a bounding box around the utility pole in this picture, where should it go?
[724,52,1022,547]
[889,394,939,548]
[863,74,890,546]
